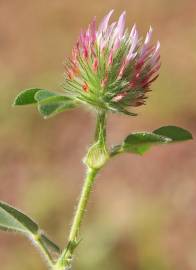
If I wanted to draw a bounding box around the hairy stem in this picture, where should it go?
[55,111,107,270]
[56,168,98,269]
[95,110,106,142]
[68,168,98,242]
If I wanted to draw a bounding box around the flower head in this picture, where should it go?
[64,10,160,115]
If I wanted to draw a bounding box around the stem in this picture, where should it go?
[56,168,98,269]
[95,110,106,142]
[55,111,107,270]
[69,168,98,242]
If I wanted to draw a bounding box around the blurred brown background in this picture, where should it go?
[0,1,195,269]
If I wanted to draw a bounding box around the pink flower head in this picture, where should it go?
[63,10,160,115]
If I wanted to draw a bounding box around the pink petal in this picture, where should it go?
[150,41,160,65]
[98,10,114,34]
[113,37,120,51]
[130,24,136,37]
[90,17,96,43]
[116,11,126,39]
[140,26,153,57]
[127,25,139,61]
[144,26,153,45]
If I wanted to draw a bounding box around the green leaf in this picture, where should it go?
[111,126,193,156]
[13,88,62,106]
[0,201,38,234]
[13,88,77,118]
[13,88,44,106]
[34,89,59,101]
[154,126,193,142]
[123,132,171,155]
[0,201,61,256]
[37,95,76,119]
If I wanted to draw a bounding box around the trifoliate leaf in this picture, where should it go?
[111,126,193,156]
[13,88,77,118]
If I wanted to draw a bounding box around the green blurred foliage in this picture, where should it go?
[0,1,195,270]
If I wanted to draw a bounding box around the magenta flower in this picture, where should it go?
[64,10,160,115]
